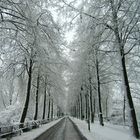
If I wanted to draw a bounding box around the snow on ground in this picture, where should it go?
[71,117,138,140]
[2,118,63,140]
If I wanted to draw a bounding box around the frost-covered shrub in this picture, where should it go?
[0,104,21,126]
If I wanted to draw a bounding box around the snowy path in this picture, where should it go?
[35,117,86,140]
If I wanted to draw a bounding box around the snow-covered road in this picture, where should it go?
[35,117,85,140]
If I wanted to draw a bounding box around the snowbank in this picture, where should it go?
[1,118,63,140]
[71,117,137,140]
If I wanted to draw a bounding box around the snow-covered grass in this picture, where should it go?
[2,118,63,140]
[71,117,138,140]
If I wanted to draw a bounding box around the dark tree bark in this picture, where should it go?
[57,106,62,118]
[73,106,76,117]
[20,59,33,128]
[109,1,139,137]
[89,76,94,123]
[79,92,84,120]
[57,106,60,117]
[10,99,12,105]
[121,53,139,138]
[93,97,96,123]
[96,58,104,126]
[123,95,126,124]
[77,96,80,118]
[85,92,90,131]
[47,91,51,120]
[42,78,47,120]
[86,93,90,131]
[51,99,53,120]
[34,72,40,120]
[85,94,88,120]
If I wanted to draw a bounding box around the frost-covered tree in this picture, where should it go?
[62,0,140,138]
[0,0,66,127]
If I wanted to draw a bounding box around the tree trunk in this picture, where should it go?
[93,97,95,123]
[123,95,126,124]
[34,72,40,120]
[89,76,94,123]
[42,78,47,120]
[51,99,53,120]
[110,1,139,136]
[96,58,104,126]
[121,53,139,138]
[79,92,84,120]
[78,96,80,118]
[57,106,59,117]
[87,95,90,131]
[86,94,90,131]
[20,59,33,128]
[47,91,51,120]
[75,105,77,118]
[85,94,88,120]
[106,97,108,119]
[74,106,76,117]
[76,103,78,118]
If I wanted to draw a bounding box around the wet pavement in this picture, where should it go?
[34,117,83,140]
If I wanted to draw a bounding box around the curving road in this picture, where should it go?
[34,117,87,140]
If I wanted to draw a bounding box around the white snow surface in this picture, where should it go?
[71,117,138,140]
[2,118,63,140]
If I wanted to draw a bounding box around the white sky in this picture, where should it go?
[49,11,75,44]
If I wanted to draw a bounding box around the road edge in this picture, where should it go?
[33,118,64,140]
[69,117,88,140]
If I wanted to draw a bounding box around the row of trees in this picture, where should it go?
[0,0,65,127]
[64,0,140,138]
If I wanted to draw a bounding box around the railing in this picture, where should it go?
[0,118,60,139]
